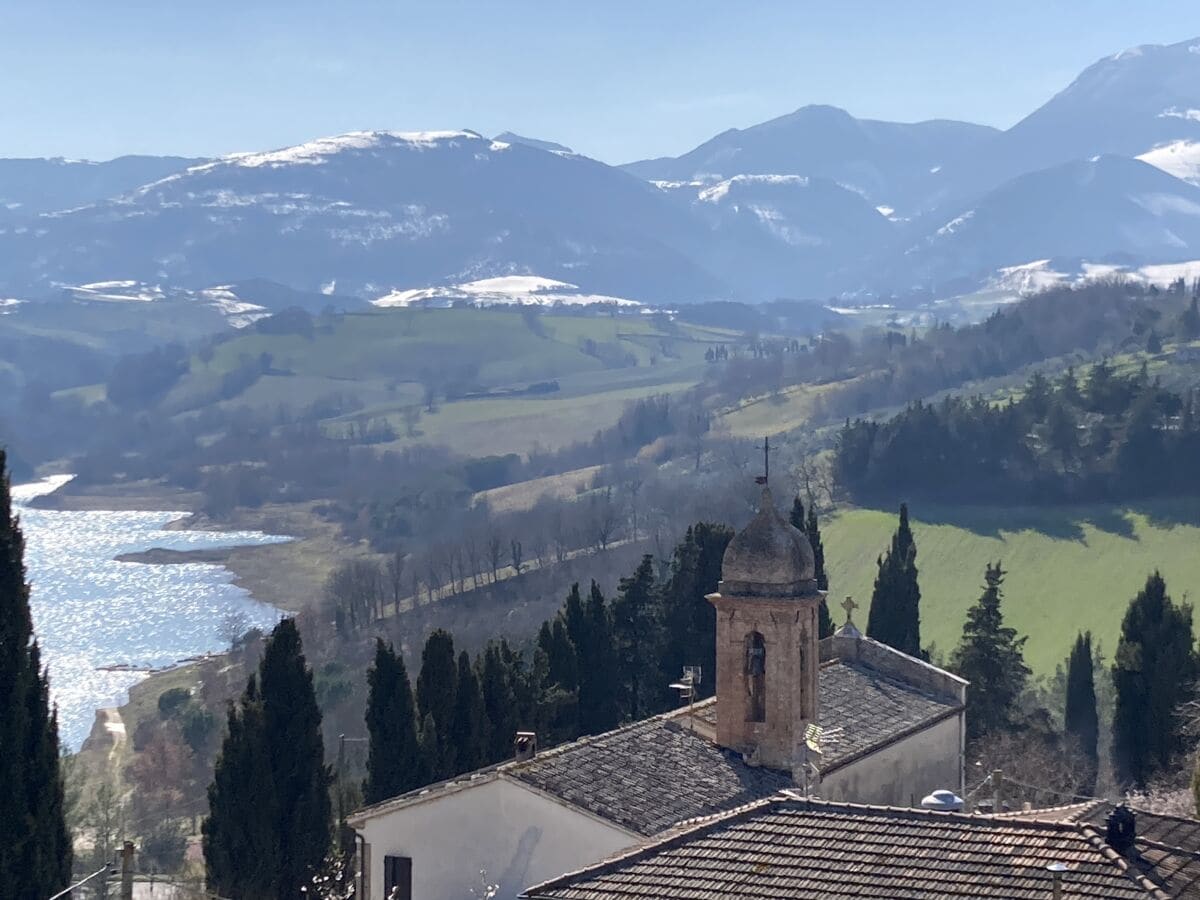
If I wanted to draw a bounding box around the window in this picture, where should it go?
[744,631,766,722]
[384,855,412,900]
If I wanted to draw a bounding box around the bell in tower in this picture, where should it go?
[707,486,825,771]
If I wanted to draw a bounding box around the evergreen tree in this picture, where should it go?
[416,713,439,786]
[0,449,71,900]
[866,504,922,657]
[538,617,578,693]
[416,629,457,778]
[478,642,517,764]
[1181,294,1200,340]
[611,555,660,721]
[448,651,486,775]
[203,677,275,899]
[804,505,834,637]
[1113,572,1198,786]
[949,562,1030,744]
[576,582,620,735]
[658,524,733,702]
[1064,631,1099,790]
[790,498,833,636]
[363,639,420,804]
[204,619,332,899]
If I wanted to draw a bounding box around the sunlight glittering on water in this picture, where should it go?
[12,477,289,749]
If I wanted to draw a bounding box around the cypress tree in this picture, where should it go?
[1113,572,1198,786]
[478,642,516,764]
[866,503,922,657]
[416,629,457,779]
[949,562,1030,744]
[0,449,71,900]
[416,713,440,786]
[611,555,660,721]
[205,618,332,899]
[363,639,420,804]
[1064,631,1099,791]
[203,677,276,899]
[448,651,486,775]
[576,582,620,735]
[805,505,834,638]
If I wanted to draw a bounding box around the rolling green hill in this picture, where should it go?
[166,307,736,454]
[823,501,1200,677]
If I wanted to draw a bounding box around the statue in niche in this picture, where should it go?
[745,632,766,722]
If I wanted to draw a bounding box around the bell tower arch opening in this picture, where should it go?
[745,632,767,722]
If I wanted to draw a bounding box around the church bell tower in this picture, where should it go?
[707,487,824,771]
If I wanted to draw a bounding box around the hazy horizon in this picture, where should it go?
[3,0,1198,164]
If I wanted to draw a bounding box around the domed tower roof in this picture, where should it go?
[719,488,818,599]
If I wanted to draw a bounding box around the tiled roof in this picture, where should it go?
[1065,802,1200,898]
[351,654,962,835]
[523,795,1173,900]
[815,659,960,770]
[691,658,961,773]
[510,715,792,836]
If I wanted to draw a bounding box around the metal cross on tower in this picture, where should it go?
[755,436,770,486]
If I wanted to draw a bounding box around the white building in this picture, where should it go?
[348,490,967,900]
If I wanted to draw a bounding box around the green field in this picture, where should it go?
[168,307,733,455]
[823,501,1200,677]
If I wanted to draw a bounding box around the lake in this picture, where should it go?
[13,476,289,749]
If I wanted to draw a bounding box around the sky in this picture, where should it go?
[2,1,1199,165]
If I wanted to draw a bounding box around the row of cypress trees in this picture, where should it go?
[857,500,1197,791]
[0,450,72,900]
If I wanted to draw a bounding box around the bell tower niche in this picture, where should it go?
[707,488,824,770]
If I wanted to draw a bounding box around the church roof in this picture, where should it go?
[718,488,817,597]
[691,657,962,774]
[349,640,964,836]
[523,795,1177,900]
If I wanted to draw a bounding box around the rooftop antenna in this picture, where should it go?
[755,436,769,486]
[669,666,702,732]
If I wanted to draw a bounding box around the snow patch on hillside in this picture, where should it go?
[372,274,641,308]
[697,174,808,203]
[1138,140,1200,185]
[60,281,267,325]
[987,258,1200,295]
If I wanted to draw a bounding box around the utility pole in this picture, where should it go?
[119,841,135,900]
[992,769,1003,815]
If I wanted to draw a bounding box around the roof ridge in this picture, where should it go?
[779,793,1093,832]
[1079,824,1173,899]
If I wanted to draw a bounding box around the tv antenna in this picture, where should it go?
[670,665,702,732]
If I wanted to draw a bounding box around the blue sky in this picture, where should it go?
[2,1,1198,163]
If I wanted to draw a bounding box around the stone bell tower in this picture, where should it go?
[707,487,824,770]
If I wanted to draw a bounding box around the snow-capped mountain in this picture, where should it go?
[0,130,730,303]
[923,37,1200,211]
[493,132,575,154]
[671,174,897,294]
[624,105,998,210]
[899,155,1200,286]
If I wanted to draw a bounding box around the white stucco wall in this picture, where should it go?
[817,712,964,807]
[354,776,639,900]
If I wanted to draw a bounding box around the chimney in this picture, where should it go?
[1106,805,1137,853]
[514,731,537,763]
